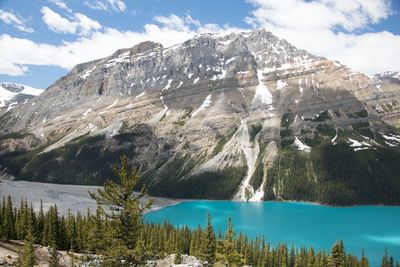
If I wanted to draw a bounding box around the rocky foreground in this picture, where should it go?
[0,240,202,267]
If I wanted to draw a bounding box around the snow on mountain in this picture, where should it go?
[0,82,43,111]
[2,29,400,205]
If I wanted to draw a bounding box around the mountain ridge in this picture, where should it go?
[1,29,400,205]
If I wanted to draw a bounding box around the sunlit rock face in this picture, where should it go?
[1,29,400,204]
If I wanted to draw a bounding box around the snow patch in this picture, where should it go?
[381,133,400,143]
[135,91,146,99]
[80,66,96,79]
[331,134,338,144]
[210,69,226,80]
[191,94,212,117]
[193,77,200,84]
[225,57,236,65]
[348,138,371,151]
[106,100,118,109]
[252,69,272,105]
[6,101,18,111]
[82,108,92,118]
[294,137,311,152]
[163,79,173,91]
[276,80,287,90]
[381,133,400,146]
[298,78,304,96]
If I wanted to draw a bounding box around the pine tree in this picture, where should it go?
[381,249,391,267]
[36,200,45,243]
[86,207,104,253]
[329,240,345,267]
[360,249,369,267]
[66,212,79,252]
[17,214,36,267]
[42,206,59,247]
[89,155,153,265]
[200,214,216,265]
[174,245,183,264]
[0,197,3,237]
[216,217,243,267]
[289,243,295,267]
[48,241,61,267]
[2,196,14,240]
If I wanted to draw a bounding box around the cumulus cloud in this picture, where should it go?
[41,6,102,36]
[245,0,400,74]
[2,1,399,78]
[0,9,34,33]
[0,14,241,76]
[84,0,127,12]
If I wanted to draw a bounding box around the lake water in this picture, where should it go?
[145,200,400,267]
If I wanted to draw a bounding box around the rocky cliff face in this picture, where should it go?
[1,29,400,205]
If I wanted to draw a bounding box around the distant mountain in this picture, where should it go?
[1,29,400,205]
[0,82,43,111]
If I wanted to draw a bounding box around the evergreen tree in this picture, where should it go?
[48,241,61,267]
[329,240,345,267]
[360,249,369,267]
[2,196,14,240]
[381,249,391,267]
[200,214,216,265]
[86,207,105,253]
[17,214,36,267]
[66,212,79,252]
[216,217,242,267]
[174,245,183,264]
[42,206,60,247]
[289,243,295,267]
[89,155,153,265]
[36,200,45,243]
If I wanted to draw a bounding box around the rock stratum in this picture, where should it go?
[1,29,400,205]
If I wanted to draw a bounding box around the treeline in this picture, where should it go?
[1,196,392,267]
[266,138,400,205]
[0,156,398,266]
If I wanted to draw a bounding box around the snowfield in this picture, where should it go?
[0,82,42,108]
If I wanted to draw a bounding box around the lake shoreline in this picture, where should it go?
[1,179,399,216]
[0,179,181,215]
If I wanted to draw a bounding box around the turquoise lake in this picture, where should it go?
[145,201,400,267]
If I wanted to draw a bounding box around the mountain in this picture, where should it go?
[0,83,42,112]
[1,29,400,205]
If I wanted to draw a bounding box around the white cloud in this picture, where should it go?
[48,0,72,13]
[0,9,34,33]
[85,0,127,12]
[1,4,399,78]
[41,6,102,36]
[0,14,241,76]
[245,0,400,74]
[153,14,201,32]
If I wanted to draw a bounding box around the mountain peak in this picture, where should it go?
[1,28,400,205]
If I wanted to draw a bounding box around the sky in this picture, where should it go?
[0,0,399,89]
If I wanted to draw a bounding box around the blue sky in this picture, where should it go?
[0,0,399,89]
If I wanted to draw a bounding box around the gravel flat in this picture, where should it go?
[0,179,180,215]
